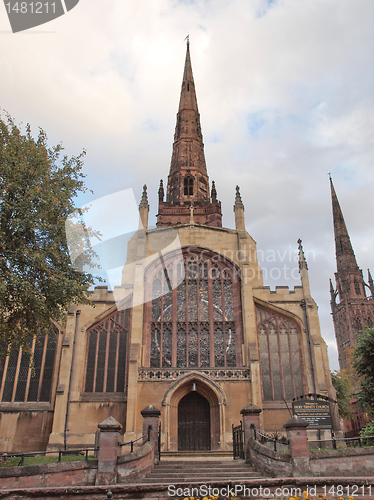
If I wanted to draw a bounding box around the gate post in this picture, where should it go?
[141,405,161,461]
[240,403,262,462]
[241,403,262,438]
[95,416,122,485]
[284,415,312,477]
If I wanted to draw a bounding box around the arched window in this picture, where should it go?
[145,249,243,368]
[184,176,193,196]
[0,330,57,403]
[256,306,304,401]
[354,279,361,295]
[84,309,129,393]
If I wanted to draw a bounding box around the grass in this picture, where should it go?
[0,453,97,468]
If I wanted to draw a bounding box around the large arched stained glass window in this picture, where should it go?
[256,305,304,401]
[144,248,243,368]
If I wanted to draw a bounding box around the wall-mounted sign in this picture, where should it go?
[292,400,332,428]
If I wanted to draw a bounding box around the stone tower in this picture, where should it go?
[329,176,374,370]
[157,39,222,227]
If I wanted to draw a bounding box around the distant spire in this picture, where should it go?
[211,180,217,202]
[330,176,359,273]
[234,185,244,210]
[298,238,308,271]
[369,269,374,297]
[158,179,164,202]
[139,184,149,209]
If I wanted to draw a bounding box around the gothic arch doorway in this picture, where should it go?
[162,372,226,451]
[178,391,211,451]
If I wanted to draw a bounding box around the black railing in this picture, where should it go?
[118,425,151,453]
[0,447,98,467]
[251,425,289,452]
[158,422,162,461]
[308,434,374,449]
[232,421,244,459]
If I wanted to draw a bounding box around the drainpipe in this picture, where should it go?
[300,299,316,394]
[64,309,80,450]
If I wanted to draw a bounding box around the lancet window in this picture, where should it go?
[0,330,57,403]
[84,309,129,394]
[145,249,243,368]
[184,176,193,196]
[256,305,304,401]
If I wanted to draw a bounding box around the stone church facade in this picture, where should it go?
[0,42,337,453]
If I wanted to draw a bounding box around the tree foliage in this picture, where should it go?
[353,327,374,413]
[0,112,96,352]
[331,370,354,420]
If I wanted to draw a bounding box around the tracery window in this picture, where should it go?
[0,331,57,403]
[184,176,193,196]
[256,306,304,401]
[145,249,242,368]
[84,309,129,393]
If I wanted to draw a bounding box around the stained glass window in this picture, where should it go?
[256,306,304,401]
[84,309,129,393]
[147,249,242,368]
[0,330,57,403]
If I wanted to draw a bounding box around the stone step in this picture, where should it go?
[138,475,263,484]
[156,463,250,470]
[145,471,259,478]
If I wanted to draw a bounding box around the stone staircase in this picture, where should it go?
[136,458,262,484]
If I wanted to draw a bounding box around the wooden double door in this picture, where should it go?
[178,392,211,451]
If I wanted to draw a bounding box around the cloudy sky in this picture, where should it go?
[1,0,374,371]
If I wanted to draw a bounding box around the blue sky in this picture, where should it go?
[1,0,374,370]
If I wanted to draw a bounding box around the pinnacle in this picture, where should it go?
[139,184,149,209]
[234,185,244,210]
[298,238,308,271]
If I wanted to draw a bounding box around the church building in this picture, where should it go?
[0,42,337,453]
[329,177,374,371]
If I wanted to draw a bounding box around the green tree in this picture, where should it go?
[331,370,354,419]
[0,112,97,352]
[353,327,374,413]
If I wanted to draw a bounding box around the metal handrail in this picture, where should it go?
[0,447,99,467]
[308,434,374,449]
[250,425,289,452]
[118,425,152,453]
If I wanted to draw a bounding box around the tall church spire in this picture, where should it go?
[168,39,208,188]
[330,175,359,273]
[329,176,374,371]
[157,41,222,227]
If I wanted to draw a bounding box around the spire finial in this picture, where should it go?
[185,34,189,49]
[211,180,217,202]
[139,184,149,209]
[158,179,164,202]
[298,238,308,271]
[368,269,374,297]
[234,185,244,210]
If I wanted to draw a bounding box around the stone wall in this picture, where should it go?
[247,437,292,477]
[310,447,374,477]
[0,441,155,490]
